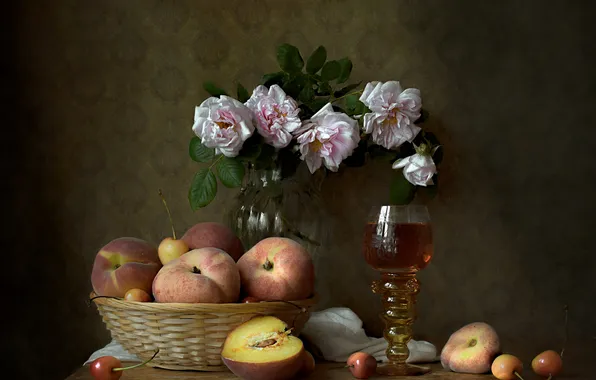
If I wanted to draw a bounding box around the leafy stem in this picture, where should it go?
[209,154,224,170]
[330,90,363,104]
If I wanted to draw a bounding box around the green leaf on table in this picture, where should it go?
[203,81,228,97]
[320,60,341,82]
[276,43,304,73]
[189,137,215,163]
[333,82,361,98]
[189,168,217,210]
[306,46,327,74]
[237,83,250,103]
[216,157,245,188]
[262,71,287,87]
[389,171,417,205]
[337,57,353,84]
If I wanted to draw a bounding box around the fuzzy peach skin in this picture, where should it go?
[441,322,501,374]
[180,222,245,261]
[91,237,161,297]
[152,247,240,303]
[237,237,314,301]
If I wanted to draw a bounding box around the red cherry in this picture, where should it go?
[89,356,122,380]
[242,296,261,303]
[532,350,563,377]
[89,350,160,380]
[347,352,377,379]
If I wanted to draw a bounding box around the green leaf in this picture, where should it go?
[262,71,287,87]
[316,81,332,96]
[189,168,217,210]
[276,43,304,73]
[237,83,250,103]
[368,145,397,161]
[299,84,315,103]
[345,94,367,116]
[283,73,308,99]
[216,157,245,188]
[307,98,329,113]
[189,137,215,163]
[333,82,361,97]
[389,171,417,205]
[306,46,327,74]
[320,60,341,81]
[203,82,228,97]
[237,134,262,162]
[337,57,353,84]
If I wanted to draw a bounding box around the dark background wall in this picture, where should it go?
[6,1,596,379]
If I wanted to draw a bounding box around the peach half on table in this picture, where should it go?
[237,237,315,301]
[181,222,245,261]
[152,247,241,303]
[91,237,162,298]
[221,315,305,380]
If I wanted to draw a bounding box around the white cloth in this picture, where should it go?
[85,307,439,365]
[300,307,439,363]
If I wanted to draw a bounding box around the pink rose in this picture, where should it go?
[295,103,360,173]
[392,152,437,187]
[245,85,301,148]
[359,81,422,150]
[192,96,254,157]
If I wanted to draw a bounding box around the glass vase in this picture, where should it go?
[225,161,330,306]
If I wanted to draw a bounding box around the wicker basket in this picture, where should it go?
[90,292,317,371]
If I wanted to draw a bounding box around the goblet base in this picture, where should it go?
[377,362,431,376]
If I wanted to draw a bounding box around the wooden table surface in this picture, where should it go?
[65,361,589,379]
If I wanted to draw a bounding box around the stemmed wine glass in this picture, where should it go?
[363,205,434,376]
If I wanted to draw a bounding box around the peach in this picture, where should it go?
[221,316,305,380]
[152,247,240,303]
[440,322,500,374]
[237,237,315,301]
[299,351,316,377]
[180,222,244,261]
[91,237,161,297]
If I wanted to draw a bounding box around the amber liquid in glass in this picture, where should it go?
[363,222,433,272]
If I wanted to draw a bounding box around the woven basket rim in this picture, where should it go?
[89,292,318,312]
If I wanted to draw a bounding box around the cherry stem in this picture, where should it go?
[262,299,307,330]
[113,349,159,372]
[546,375,553,380]
[158,189,176,240]
[561,304,568,358]
[514,370,526,380]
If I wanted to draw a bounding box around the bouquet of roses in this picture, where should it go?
[188,43,442,210]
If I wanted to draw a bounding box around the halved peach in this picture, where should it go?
[221,316,304,380]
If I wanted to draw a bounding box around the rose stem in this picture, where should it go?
[158,189,176,240]
[113,349,160,372]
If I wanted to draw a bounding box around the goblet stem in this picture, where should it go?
[374,271,430,376]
